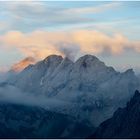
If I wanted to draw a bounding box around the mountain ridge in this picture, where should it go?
[10,57,36,73]
[0,102,93,138]
[90,90,140,139]
[4,54,140,127]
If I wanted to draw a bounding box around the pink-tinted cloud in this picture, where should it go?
[0,30,140,61]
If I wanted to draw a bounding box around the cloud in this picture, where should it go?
[0,84,71,111]
[65,2,120,14]
[0,1,120,32]
[0,30,140,61]
[0,66,9,73]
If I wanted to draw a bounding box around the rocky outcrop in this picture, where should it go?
[90,90,140,139]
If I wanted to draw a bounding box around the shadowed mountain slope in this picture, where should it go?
[90,90,140,139]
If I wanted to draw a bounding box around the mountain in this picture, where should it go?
[0,102,93,138]
[10,57,36,73]
[0,57,36,83]
[6,54,140,126]
[90,90,140,139]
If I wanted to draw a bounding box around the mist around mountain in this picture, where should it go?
[0,54,140,138]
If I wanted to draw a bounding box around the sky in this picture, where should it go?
[0,1,140,73]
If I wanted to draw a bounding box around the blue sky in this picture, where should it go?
[0,1,140,73]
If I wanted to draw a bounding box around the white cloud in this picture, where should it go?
[0,1,121,32]
[0,30,140,61]
[64,2,120,14]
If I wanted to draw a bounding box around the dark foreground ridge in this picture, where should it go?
[0,102,93,139]
[90,90,140,139]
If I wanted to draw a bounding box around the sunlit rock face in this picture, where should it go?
[6,54,140,126]
[10,57,36,73]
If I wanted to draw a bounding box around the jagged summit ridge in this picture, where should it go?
[43,55,63,62]
[23,54,107,71]
[10,57,36,73]
[76,54,99,64]
[127,90,140,108]
[74,55,106,71]
[124,68,135,75]
[133,90,140,97]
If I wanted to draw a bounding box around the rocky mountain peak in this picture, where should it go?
[124,68,135,75]
[75,54,105,69]
[134,90,140,97]
[10,57,36,73]
[127,90,140,109]
[40,55,64,69]
[91,90,140,139]
[44,55,63,63]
